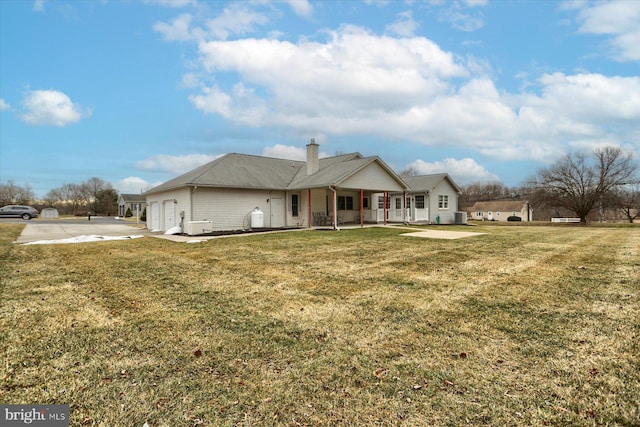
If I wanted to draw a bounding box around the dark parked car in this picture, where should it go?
[507,215,522,222]
[0,205,39,220]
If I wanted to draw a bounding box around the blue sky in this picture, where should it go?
[1,0,638,197]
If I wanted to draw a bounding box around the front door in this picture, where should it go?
[405,196,413,222]
[270,196,285,228]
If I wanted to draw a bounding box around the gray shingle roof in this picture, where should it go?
[402,173,462,194]
[144,154,306,194]
[144,151,407,195]
[119,194,146,202]
[469,200,530,212]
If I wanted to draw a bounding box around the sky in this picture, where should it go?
[1,0,639,198]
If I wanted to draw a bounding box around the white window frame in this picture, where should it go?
[438,195,449,209]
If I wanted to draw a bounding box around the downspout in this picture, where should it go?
[308,189,312,228]
[331,186,338,230]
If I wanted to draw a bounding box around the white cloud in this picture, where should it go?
[191,25,467,129]
[0,99,10,111]
[154,4,269,41]
[463,0,488,6]
[262,144,329,160]
[205,4,269,40]
[576,0,640,61]
[438,1,486,32]
[20,89,90,127]
[159,12,639,165]
[386,10,419,37]
[115,176,162,194]
[153,13,197,41]
[142,0,196,8]
[33,0,45,12]
[286,0,313,17]
[407,158,500,184]
[135,153,222,174]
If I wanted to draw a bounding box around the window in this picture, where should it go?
[338,195,353,210]
[363,197,369,209]
[438,195,449,209]
[406,197,411,209]
[378,196,390,209]
[415,195,425,209]
[395,198,402,209]
[476,212,483,217]
[291,194,299,217]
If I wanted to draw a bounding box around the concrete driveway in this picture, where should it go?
[15,221,148,244]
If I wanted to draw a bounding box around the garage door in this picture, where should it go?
[163,200,175,230]
[150,202,160,231]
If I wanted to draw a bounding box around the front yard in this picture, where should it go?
[1,223,638,426]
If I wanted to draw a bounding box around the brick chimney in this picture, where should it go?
[306,138,319,175]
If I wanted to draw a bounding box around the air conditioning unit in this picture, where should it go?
[187,220,213,236]
[454,211,468,224]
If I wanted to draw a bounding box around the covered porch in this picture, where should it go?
[304,187,407,229]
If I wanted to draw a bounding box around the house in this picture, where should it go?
[468,200,533,222]
[117,194,147,218]
[142,140,410,233]
[383,174,463,224]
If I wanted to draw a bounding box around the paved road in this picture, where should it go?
[3,217,149,243]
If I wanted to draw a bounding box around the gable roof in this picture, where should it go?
[288,153,406,190]
[469,200,530,212]
[402,173,462,194]
[143,151,407,195]
[119,193,146,202]
[143,154,305,194]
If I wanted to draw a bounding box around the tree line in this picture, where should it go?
[0,177,119,216]
[411,146,640,223]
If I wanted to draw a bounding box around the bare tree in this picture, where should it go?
[398,166,419,177]
[0,181,35,206]
[85,177,114,214]
[59,183,90,215]
[609,185,640,223]
[533,146,638,223]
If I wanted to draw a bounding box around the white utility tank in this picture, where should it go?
[250,208,264,228]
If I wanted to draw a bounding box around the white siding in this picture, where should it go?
[340,162,405,191]
[429,181,459,224]
[192,187,273,231]
[145,188,191,232]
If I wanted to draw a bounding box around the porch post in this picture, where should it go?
[360,189,364,228]
[383,191,388,225]
[308,189,312,228]
[331,187,338,230]
[403,191,407,223]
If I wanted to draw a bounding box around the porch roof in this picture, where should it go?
[288,155,407,192]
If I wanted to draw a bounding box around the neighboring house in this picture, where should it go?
[117,194,147,218]
[143,140,409,232]
[468,200,533,222]
[382,174,463,224]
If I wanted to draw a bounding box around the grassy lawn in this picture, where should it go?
[1,223,638,426]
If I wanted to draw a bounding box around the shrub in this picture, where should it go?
[125,208,133,218]
[508,215,522,221]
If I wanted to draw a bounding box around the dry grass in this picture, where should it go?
[1,223,639,426]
